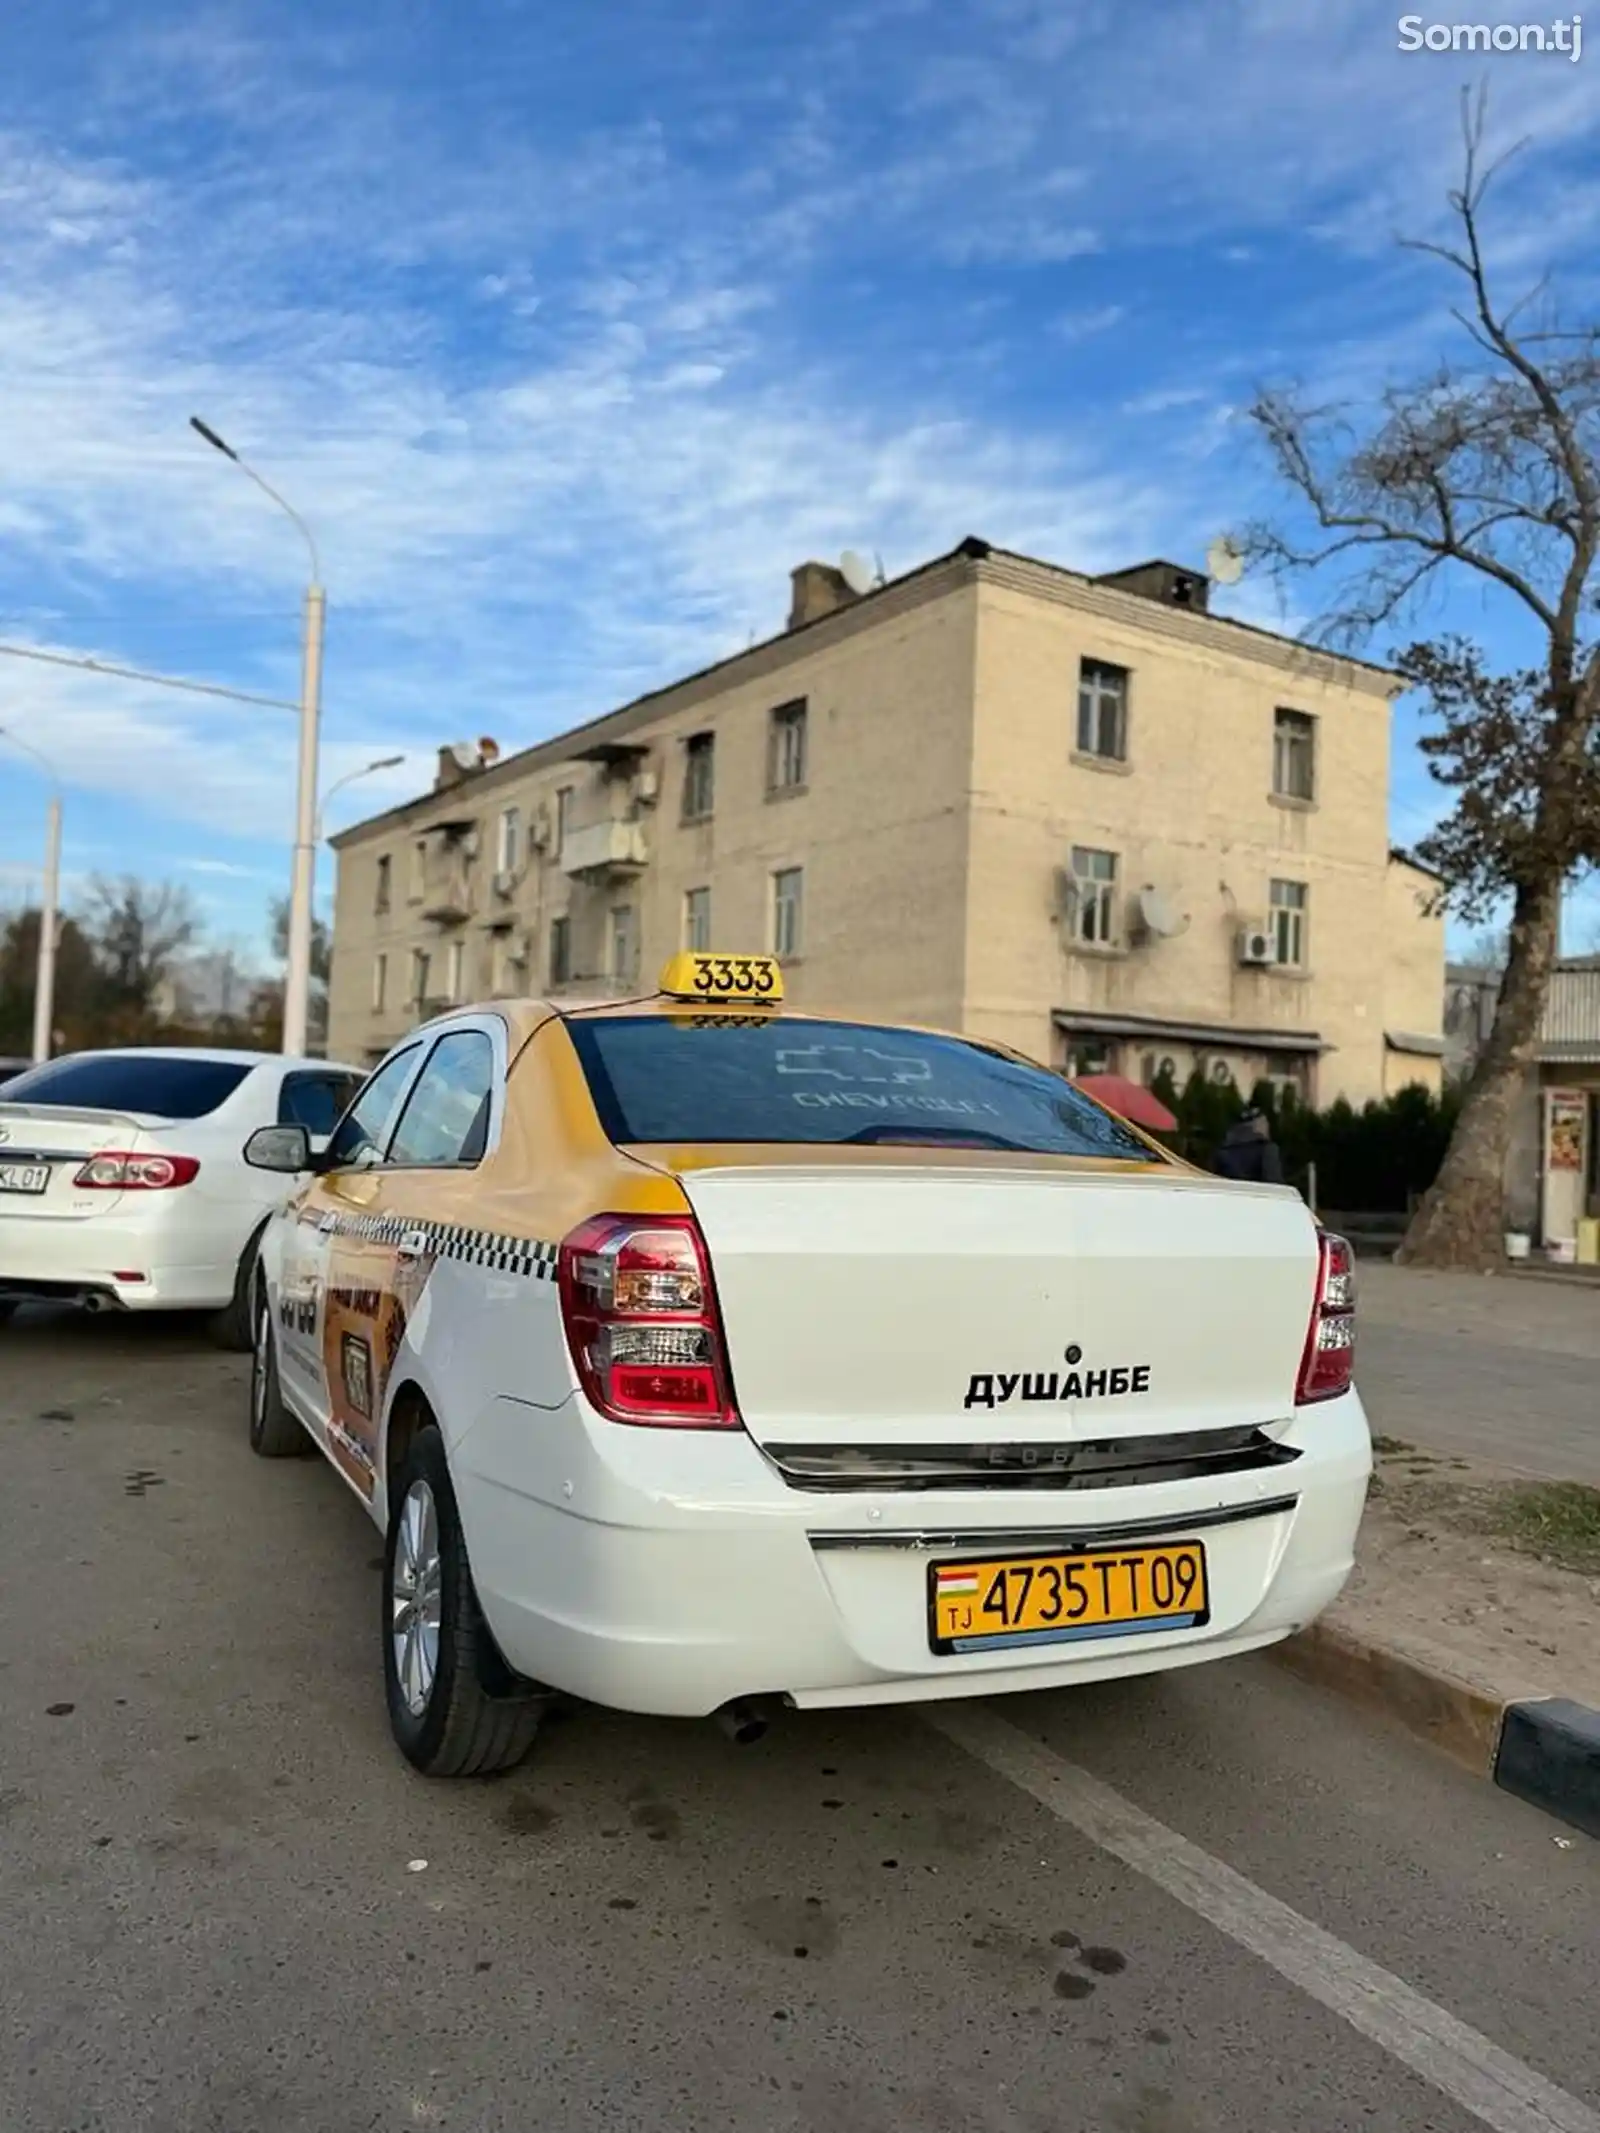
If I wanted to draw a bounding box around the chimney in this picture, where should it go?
[1096,561,1211,613]
[433,737,500,792]
[788,560,858,631]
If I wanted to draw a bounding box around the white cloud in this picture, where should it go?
[1051,303,1127,342]
[0,0,1594,902]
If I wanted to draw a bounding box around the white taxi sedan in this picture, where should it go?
[244,954,1369,1777]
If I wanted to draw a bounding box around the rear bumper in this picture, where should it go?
[0,1209,240,1312]
[452,1393,1371,1717]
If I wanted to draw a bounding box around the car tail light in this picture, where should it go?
[1296,1228,1355,1403]
[558,1214,741,1429]
[73,1152,201,1191]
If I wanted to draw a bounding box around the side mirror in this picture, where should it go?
[244,1123,313,1174]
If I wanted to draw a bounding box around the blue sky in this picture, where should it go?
[0,0,1597,968]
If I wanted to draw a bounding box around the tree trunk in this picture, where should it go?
[1397,875,1560,1271]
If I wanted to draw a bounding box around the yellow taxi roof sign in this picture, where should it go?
[658,952,784,1005]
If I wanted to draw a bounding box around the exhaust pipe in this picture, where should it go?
[713,1698,771,1746]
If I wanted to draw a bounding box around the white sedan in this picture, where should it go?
[0,1046,361,1345]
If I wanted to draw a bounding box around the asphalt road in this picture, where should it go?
[2,1306,1597,2133]
[1355,1264,1600,1486]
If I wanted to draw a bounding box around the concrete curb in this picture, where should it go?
[1273,1621,1600,1839]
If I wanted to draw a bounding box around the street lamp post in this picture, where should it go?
[190,417,325,1057]
[0,728,62,1063]
[317,755,404,842]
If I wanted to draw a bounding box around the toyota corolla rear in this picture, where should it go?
[453,1010,1370,1718]
[0,1051,262,1313]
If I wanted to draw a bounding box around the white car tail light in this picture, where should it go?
[558,1214,742,1429]
[1296,1228,1355,1404]
[73,1152,201,1190]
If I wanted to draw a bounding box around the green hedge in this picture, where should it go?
[1149,1066,1459,1214]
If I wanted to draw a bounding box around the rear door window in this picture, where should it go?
[0,1053,253,1119]
[565,1018,1157,1160]
[279,1071,363,1136]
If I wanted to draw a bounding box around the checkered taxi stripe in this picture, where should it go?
[324,1209,560,1282]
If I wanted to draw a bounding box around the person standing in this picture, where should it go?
[1214,1106,1285,1185]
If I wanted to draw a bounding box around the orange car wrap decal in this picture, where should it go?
[317,1211,561,1498]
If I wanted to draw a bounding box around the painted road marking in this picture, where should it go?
[929,1703,1600,2133]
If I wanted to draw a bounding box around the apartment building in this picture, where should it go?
[327,538,1445,1105]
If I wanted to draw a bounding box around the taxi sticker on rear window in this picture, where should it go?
[658,952,784,1004]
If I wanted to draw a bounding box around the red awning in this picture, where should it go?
[1071,1073,1177,1134]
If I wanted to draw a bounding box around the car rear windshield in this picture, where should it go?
[565,1017,1159,1160]
[0,1054,254,1120]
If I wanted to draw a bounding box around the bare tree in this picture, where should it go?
[267,894,331,984]
[1245,90,1600,1270]
[83,876,201,1012]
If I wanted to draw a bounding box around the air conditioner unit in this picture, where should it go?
[507,931,532,966]
[528,811,552,853]
[492,868,517,900]
[633,768,660,806]
[459,827,481,861]
[1236,924,1274,968]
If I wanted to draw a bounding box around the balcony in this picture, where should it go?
[420,864,472,924]
[561,818,649,881]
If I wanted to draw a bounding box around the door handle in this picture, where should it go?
[396,1229,430,1262]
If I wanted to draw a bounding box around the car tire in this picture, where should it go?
[383,1424,546,1779]
[211,1223,267,1352]
[248,1279,311,1458]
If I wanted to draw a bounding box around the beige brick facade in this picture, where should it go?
[327,542,1444,1105]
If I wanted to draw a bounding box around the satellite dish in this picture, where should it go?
[1206,534,1245,586]
[1137,887,1184,939]
[448,741,478,769]
[839,549,877,597]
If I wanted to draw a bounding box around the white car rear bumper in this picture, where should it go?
[451,1392,1371,1718]
[0,1205,243,1311]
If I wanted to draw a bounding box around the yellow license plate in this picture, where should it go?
[928,1540,1209,1653]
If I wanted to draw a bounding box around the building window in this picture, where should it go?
[768,700,808,793]
[1273,708,1316,802]
[683,886,711,952]
[554,786,573,860]
[682,733,715,821]
[444,940,464,1003]
[1070,846,1119,945]
[372,953,388,1011]
[772,867,804,959]
[1270,878,1308,967]
[609,904,638,985]
[375,854,392,913]
[410,947,431,1004]
[548,914,571,988]
[1077,659,1128,762]
[497,805,521,875]
[408,838,427,901]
